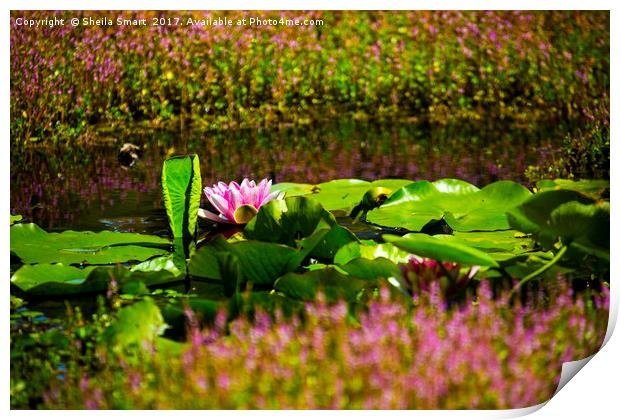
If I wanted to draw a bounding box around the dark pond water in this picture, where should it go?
[11,119,565,235]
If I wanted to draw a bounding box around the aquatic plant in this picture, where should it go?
[43,281,609,409]
[10,153,610,409]
[399,256,479,302]
[199,178,285,224]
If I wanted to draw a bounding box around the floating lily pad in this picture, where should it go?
[537,179,609,198]
[11,264,98,295]
[432,230,535,253]
[11,263,183,297]
[367,180,532,232]
[274,267,373,302]
[334,241,412,265]
[189,235,300,287]
[339,257,402,281]
[131,252,186,278]
[384,233,500,267]
[298,225,359,260]
[10,223,170,265]
[244,196,337,246]
[272,179,413,211]
[507,190,609,259]
[10,214,22,226]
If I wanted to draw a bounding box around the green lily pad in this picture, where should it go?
[537,179,609,199]
[104,298,167,351]
[244,196,337,246]
[11,263,183,297]
[10,214,22,226]
[189,236,300,287]
[11,264,97,295]
[10,223,170,265]
[334,241,412,265]
[432,230,535,253]
[550,201,610,251]
[131,252,186,278]
[339,257,402,281]
[272,179,413,211]
[298,224,359,260]
[506,189,608,255]
[270,182,316,196]
[274,267,373,302]
[367,180,532,232]
[384,233,500,267]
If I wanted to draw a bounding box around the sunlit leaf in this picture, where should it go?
[367,180,531,232]
[384,233,499,267]
[10,223,170,265]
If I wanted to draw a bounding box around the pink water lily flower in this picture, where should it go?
[198,178,285,224]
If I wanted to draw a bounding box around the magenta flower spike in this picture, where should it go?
[198,178,285,224]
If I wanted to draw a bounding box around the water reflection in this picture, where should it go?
[11,119,563,233]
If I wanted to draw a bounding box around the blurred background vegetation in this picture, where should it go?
[11,11,609,145]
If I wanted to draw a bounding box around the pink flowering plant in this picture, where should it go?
[198,178,285,224]
[44,281,609,409]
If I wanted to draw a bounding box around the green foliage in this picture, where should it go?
[507,190,609,258]
[274,268,373,302]
[10,223,170,265]
[11,11,609,143]
[334,241,411,265]
[384,234,500,268]
[161,155,202,253]
[272,179,412,212]
[244,196,337,246]
[103,298,167,351]
[188,235,301,288]
[536,179,609,199]
[298,225,359,260]
[367,180,531,232]
[161,298,220,329]
[525,108,610,184]
[11,264,183,297]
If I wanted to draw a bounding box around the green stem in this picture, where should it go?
[509,244,569,300]
[437,261,456,284]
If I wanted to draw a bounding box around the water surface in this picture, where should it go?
[11,119,565,234]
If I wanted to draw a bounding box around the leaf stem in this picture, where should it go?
[437,261,456,284]
[509,244,569,300]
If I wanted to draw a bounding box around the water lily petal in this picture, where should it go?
[260,190,281,206]
[240,181,252,205]
[208,194,230,216]
[216,182,228,193]
[256,179,270,203]
[230,187,243,211]
[198,208,230,224]
[204,187,215,197]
